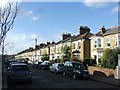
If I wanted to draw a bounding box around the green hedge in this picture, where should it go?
[101,48,118,69]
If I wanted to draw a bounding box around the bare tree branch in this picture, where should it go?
[0,1,20,46]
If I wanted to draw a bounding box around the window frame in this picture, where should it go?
[106,36,111,47]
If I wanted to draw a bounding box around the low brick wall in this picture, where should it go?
[88,66,117,79]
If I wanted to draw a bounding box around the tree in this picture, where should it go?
[41,54,49,62]
[0,0,20,55]
[61,44,71,60]
[116,47,120,54]
[101,48,118,69]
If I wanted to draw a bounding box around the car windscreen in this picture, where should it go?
[72,63,85,70]
[11,65,29,71]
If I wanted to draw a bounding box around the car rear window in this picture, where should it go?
[11,65,29,71]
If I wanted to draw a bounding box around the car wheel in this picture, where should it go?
[63,72,66,76]
[73,74,77,79]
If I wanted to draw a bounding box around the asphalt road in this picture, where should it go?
[7,64,119,89]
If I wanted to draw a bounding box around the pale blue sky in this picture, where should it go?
[4,2,119,54]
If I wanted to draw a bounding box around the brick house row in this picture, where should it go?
[91,26,120,64]
[15,25,120,64]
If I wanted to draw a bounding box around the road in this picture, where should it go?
[7,64,119,89]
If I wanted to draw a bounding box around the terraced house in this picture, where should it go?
[90,26,120,64]
[71,26,93,61]
[15,26,93,63]
[53,33,75,61]
[15,25,120,63]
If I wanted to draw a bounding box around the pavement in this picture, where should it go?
[90,74,120,87]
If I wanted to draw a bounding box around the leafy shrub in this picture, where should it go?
[41,54,49,61]
[101,48,118,69]
[116,47,120,54]
[98,57,102,64]
[90,58,96,66]
[83,59,91,66]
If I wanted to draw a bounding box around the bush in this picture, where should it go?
[60,58,64,64]
[41,54,49,61]
[101,48,118,69]
[90,58,96,66]
[50,60,55,64]
[116,47,120,54]
[83,59,91,66]
[98,57,102,64]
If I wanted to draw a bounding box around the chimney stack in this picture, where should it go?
[100,26,106,33]
[52,41,55,45]
[47,42,51,45]
[62,33,71,40]
[79,26,90,34]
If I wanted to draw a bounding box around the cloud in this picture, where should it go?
[4,31,45,54]
[112,6,120,13]
[26,10,33,15]
[83,0,109,8]
[0,0,8,8]
[19,10,33,15]
[30,34,37,39]
[31,16,39,21]
[19,10,40,21]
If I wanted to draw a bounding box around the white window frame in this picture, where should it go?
[106,36,111,47]
[97,38,101,48]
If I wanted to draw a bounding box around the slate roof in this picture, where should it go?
[93,26,120,37]
[103,26,120,36]
[71,32,94,41]
[95,31,103,36]
[55,35,76,45]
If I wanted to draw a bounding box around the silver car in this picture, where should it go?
[49,63,64,73]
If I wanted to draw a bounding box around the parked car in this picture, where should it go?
[32,60,39,68]
[49,63,64,74]
[33,60,42,68]
[62,61,90,79]
[39,61,51,70]
[18,59,28,64]
[7,63,32,85]
[5,60,18,69]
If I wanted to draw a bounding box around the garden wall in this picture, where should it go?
[88,66,118,79]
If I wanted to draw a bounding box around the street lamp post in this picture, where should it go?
[34,38,37,62]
